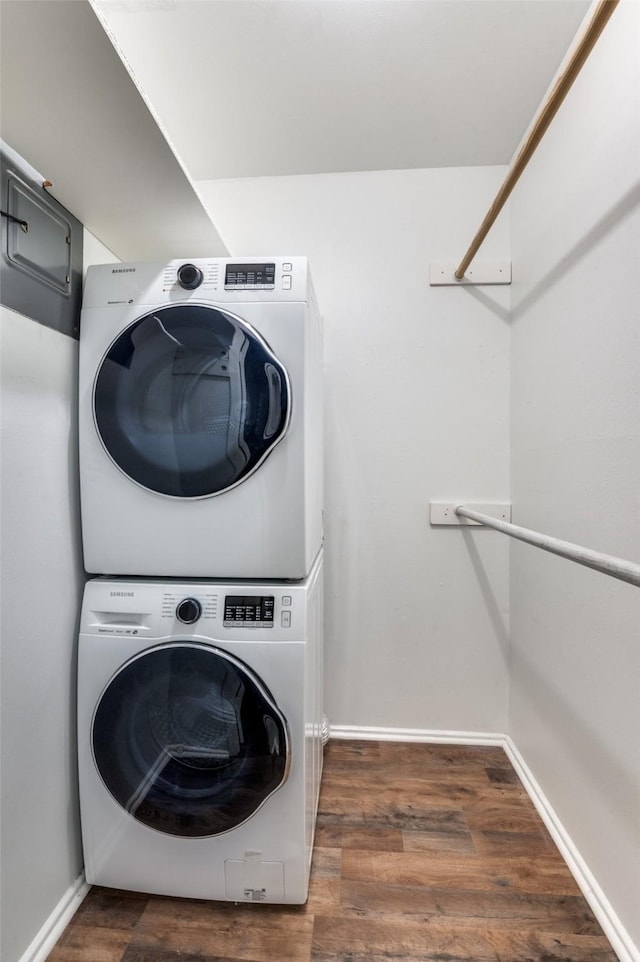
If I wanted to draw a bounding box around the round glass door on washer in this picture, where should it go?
[92,643,289,838]
[79,257,323,579]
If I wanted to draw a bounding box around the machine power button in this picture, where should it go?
[176,597,202,624]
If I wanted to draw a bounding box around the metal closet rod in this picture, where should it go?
[455,506,640,588]
[454,0,620,280]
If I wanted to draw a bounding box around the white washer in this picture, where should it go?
[78,551,323,904]
[79,257,322,578]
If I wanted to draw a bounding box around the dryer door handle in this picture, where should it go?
[264,363,286,440]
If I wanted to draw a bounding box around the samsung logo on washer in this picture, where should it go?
[110,591,135,597]
[112,268,136,274]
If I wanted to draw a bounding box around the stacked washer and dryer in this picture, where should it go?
[77,257,324,904]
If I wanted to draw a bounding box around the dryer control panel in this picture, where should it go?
[224,263,275,291]
[82,256,310,306]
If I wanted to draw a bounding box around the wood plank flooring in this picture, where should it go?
[47,740,619,962]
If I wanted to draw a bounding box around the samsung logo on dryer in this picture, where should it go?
[110,591,135,597]
[112,268,136,274]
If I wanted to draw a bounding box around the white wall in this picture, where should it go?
[198,166,511,734]
[509,0,640,953]
[0,231,117,962]
[0,307,84,962]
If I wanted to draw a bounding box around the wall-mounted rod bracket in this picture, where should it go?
[429,261,511,286]
[429,503,512,525]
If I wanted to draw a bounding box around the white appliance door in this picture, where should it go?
[91,642,289,838]
[92,305,290,498]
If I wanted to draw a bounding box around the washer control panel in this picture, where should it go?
[83,581,301,636]
[223,595,275,628]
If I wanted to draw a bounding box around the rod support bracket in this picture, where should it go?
[430,502,512,526]
[429,261,511,286]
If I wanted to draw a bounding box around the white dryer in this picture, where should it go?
[77,551,323,904]
[79,257,322,579]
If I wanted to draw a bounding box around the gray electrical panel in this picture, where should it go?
[1,145,83,338]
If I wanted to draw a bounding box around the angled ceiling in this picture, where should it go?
[0,0,227,260]
[92,0,591,181]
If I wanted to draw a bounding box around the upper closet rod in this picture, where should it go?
[454,0,620,280]
[455,506,640,588]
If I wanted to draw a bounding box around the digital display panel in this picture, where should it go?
[223,595,275,627]
[225,263,275,290]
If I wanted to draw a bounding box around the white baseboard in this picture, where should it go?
[328,724,504,745]
[18,873,90,962]
[328,725,638,962]
[504,737,639,962]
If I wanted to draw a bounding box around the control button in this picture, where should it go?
[281,610,292,628]
[177,263,204,290]
[281,595,292,606]
[282,276,292,290]
[176,597,202,624]
[282,262,292,272]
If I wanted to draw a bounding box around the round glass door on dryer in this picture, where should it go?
[91,642,289,838]
[93,305,290,500]
[78,256,323,579]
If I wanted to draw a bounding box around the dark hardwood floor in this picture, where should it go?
[47,740,619,962]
